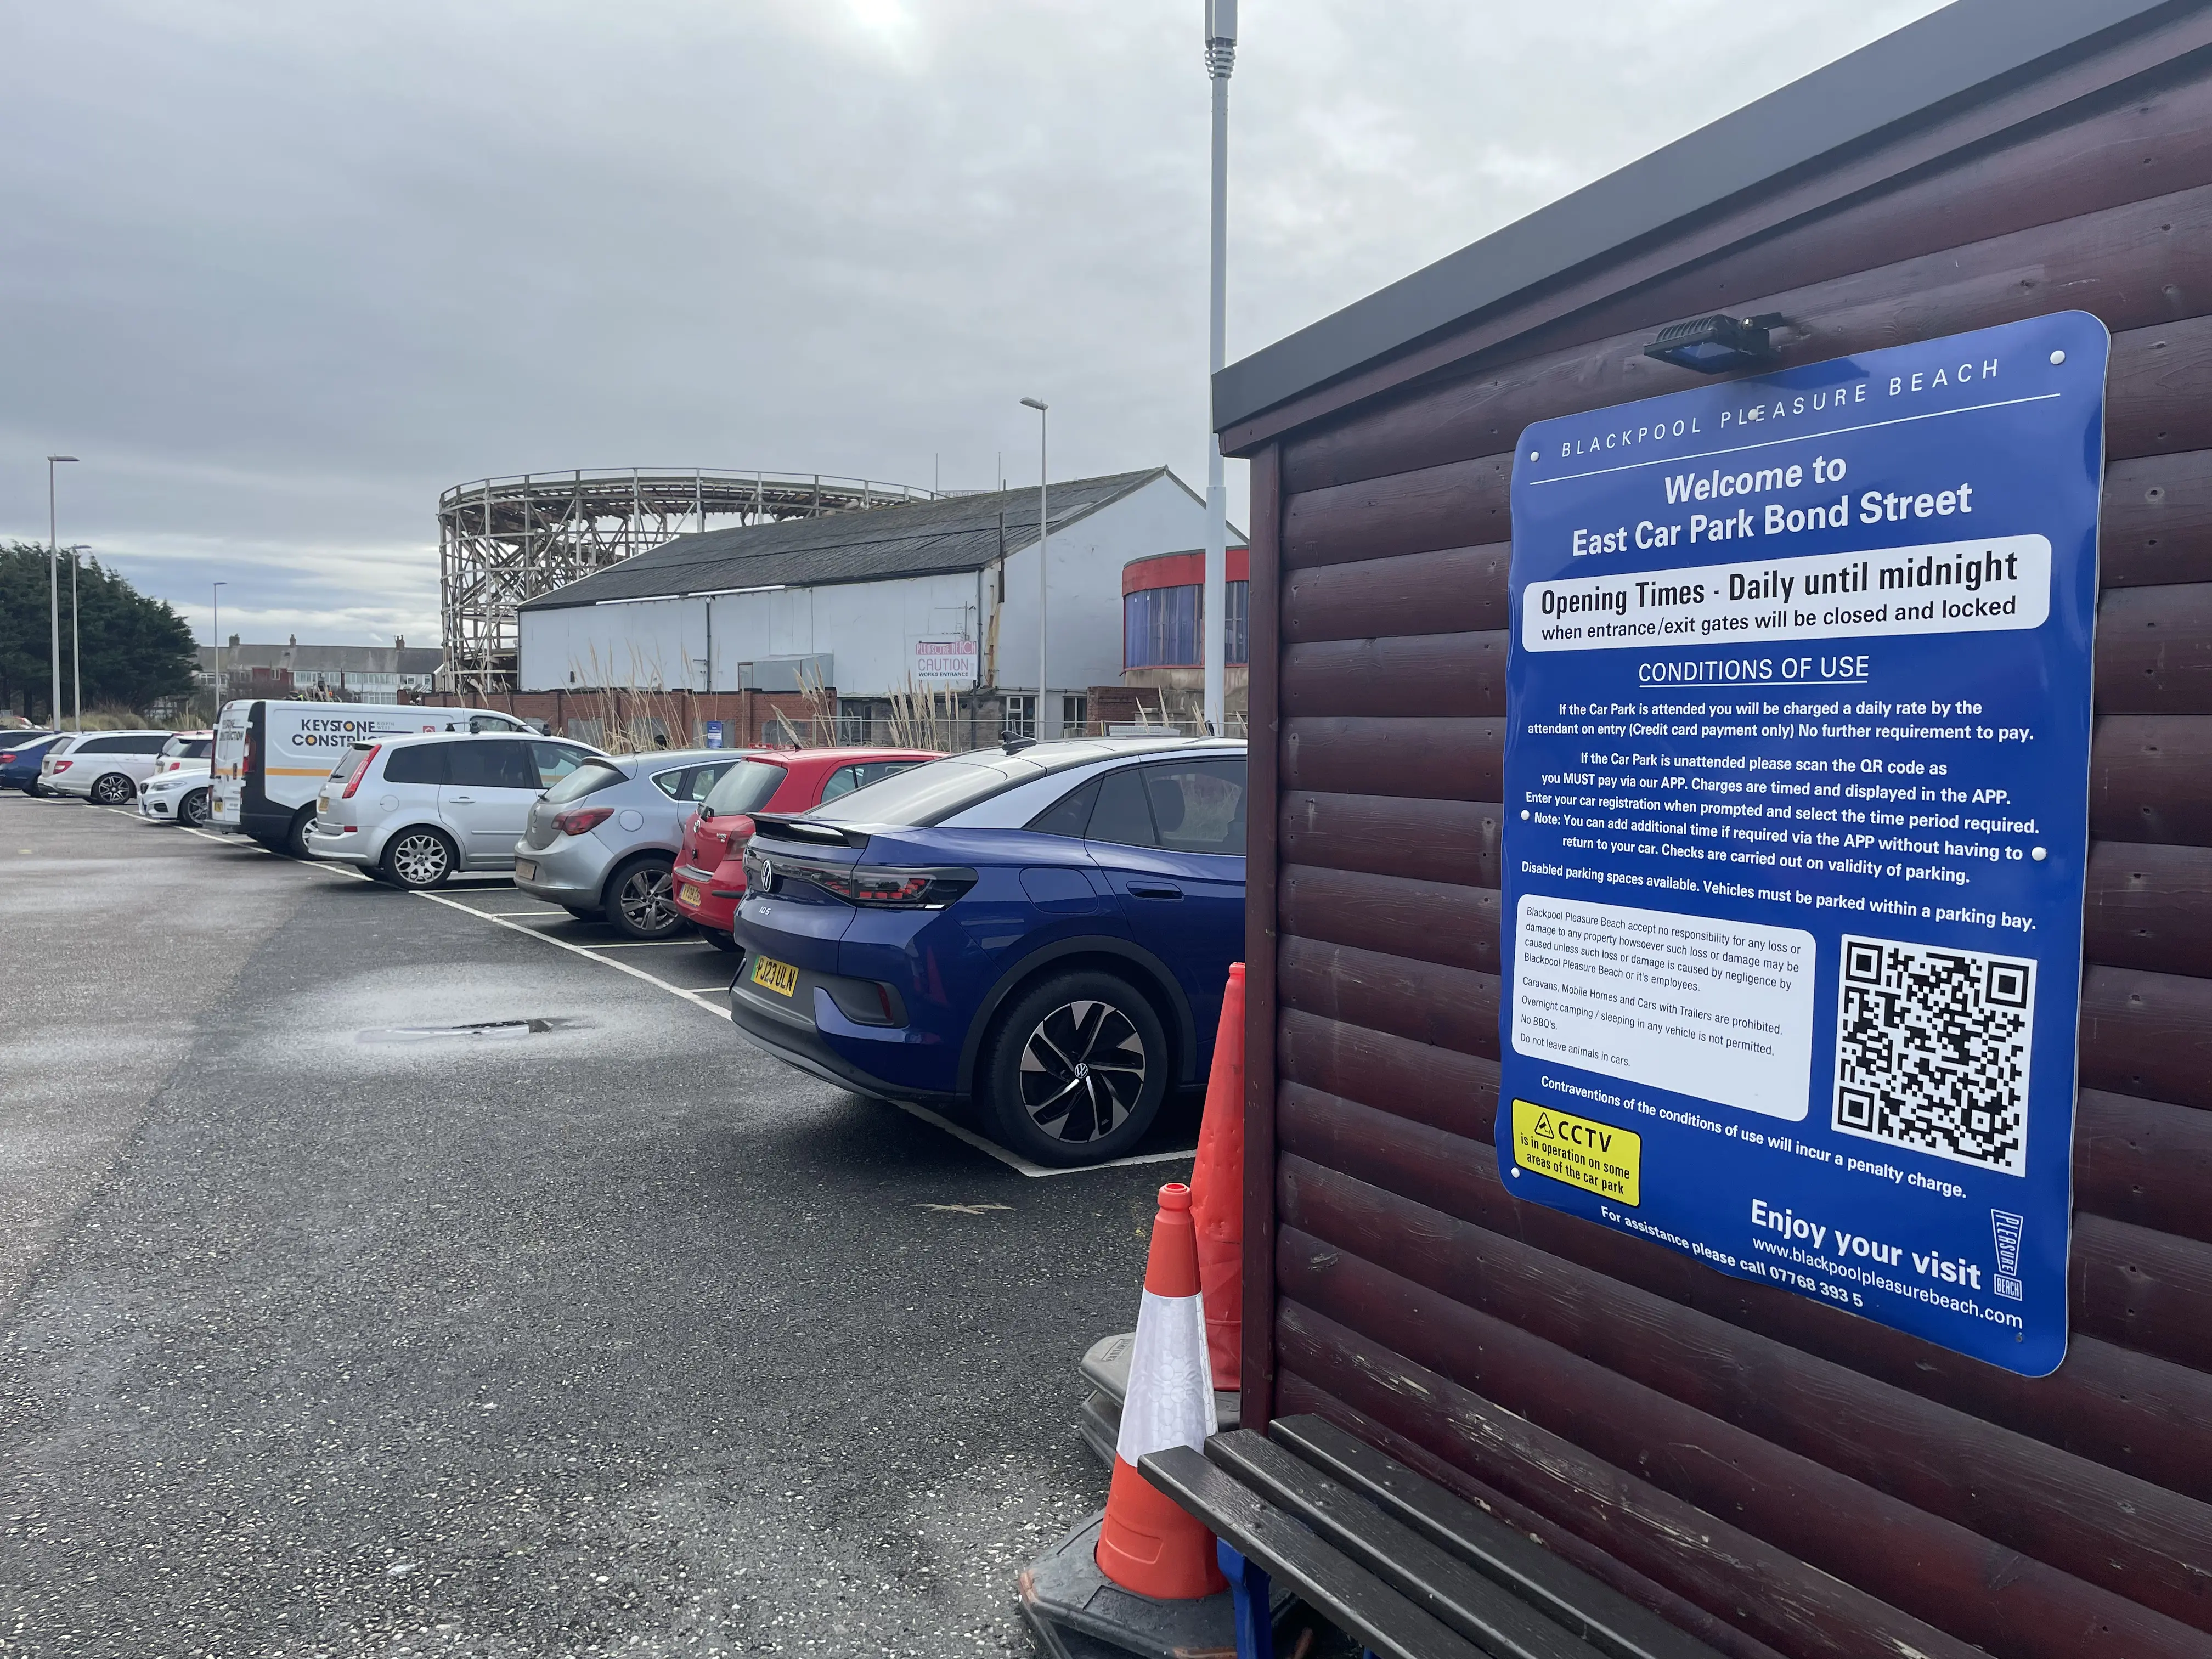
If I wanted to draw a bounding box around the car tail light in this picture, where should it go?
[340,746,381,799]
[554,806,614,836]
[813,865,977,909]
[0,753,14,763]
[53,759,71,772]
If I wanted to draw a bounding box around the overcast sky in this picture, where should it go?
[2,0,1946,650]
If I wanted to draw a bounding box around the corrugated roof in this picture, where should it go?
[520,469,1178,611]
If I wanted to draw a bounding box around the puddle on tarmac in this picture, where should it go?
[358,1017,585,1044]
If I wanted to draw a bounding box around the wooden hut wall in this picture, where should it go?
[1235,40,2212,1659]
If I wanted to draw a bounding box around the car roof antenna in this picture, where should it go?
[1000,726,1036,753]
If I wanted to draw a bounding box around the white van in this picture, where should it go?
[211,699,534,856]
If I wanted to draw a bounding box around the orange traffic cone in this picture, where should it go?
[1189,964,1245,1391]
[1094,1183,1228,1599]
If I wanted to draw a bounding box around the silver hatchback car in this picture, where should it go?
[512,748,743,938]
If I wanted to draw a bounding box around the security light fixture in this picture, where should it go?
[1645,312,1786,374]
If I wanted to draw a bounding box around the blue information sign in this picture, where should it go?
[704,720,725,750]
[1500,312,2106,1376]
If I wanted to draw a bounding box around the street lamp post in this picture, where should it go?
[46,455,77,729]
[1202,0,1236,737]
[67,545,88,731]
[212,582,228,715]
[1020,397,1049,738]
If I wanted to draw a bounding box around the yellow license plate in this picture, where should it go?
[679,883,702,906]
[749,955,798,997]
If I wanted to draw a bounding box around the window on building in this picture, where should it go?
[1123,581,1250,669]
[1003,694,1035,739]
[1061,693,1088,735]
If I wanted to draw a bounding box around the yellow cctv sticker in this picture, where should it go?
[1513,1100,1640,1205]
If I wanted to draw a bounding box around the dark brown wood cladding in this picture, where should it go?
[2096,584,2212,710]
[2104,454,2212,586]
[1281,845,2207,982]
[2075,1087,2212,1244]
[1241,442,1284,1425]
[1281,718,1505,802]
[1280,631,1508,719]
[1277,791,1502,887]
[1278,471,2212,645]
[2071,1212,2212,1373]
[2079,962,2212,1108]
[1277,936,1499,1062]
[1282,544,1509,642]
[1244,38,2212,1659]
[1276,1267,2209,1659]
[1278,864,1500,975]
[1281,317,2212,571]
[1278,1164,2212,1635]
[1273,1076,2212,1503]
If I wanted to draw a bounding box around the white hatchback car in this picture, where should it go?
[134,731,215,826]
[42,730,174,803]
[304,730,603,888]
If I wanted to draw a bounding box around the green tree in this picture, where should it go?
[0,541,199,721]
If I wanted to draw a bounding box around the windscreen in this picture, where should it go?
[541,759,625,805]
[163,737,213,760]
[699,759,788,817]
[809,753,1029,825]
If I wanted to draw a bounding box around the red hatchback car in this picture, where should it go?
[673,746,940,951]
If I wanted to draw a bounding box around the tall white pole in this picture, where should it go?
[1022,398,1050,737]
[46,455,76,729]
[69,546,83,730]
[1203,1,1236,737]
[212,582,227,716]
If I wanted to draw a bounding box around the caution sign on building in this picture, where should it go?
[1499,312,2105,1376]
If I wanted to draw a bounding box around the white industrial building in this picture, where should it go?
[515,468,1232,737]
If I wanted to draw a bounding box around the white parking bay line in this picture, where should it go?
[408,885,1197,1181]
[409,889,734,1018]
[885,1098,1197,1179]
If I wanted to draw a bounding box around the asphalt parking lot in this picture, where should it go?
[0,792,1201,1657]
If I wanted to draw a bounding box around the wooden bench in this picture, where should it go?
[1138,1415,1725,1659]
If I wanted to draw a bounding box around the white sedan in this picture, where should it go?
[137,763,213,828]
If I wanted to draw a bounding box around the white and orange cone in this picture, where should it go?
[1094,1182,1227,1599]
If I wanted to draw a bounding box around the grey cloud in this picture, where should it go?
[2,0,1944,645]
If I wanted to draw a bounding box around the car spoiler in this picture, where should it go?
[748,813,873,850]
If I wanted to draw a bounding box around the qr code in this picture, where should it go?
[1831,935,2034,1174]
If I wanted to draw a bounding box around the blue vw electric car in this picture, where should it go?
[726,737,1246,1165]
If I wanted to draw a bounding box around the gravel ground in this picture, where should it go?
[1,794,1194,1657]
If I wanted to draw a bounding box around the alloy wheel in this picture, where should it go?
[180,790,210,827]
[616,865,679,935]
[391,832,450,886]
[1017,1000,1149,1144]
[93,774,132,804]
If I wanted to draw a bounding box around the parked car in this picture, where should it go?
[41,730,174,803]
[303,731,603,888]
[508,748,745,938]
[0,733,65,794]
[212,698,535,856]
[137,764,214,827]
[727,737,1246,1165]
[672,747,940,952]
[154,731,214,775]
